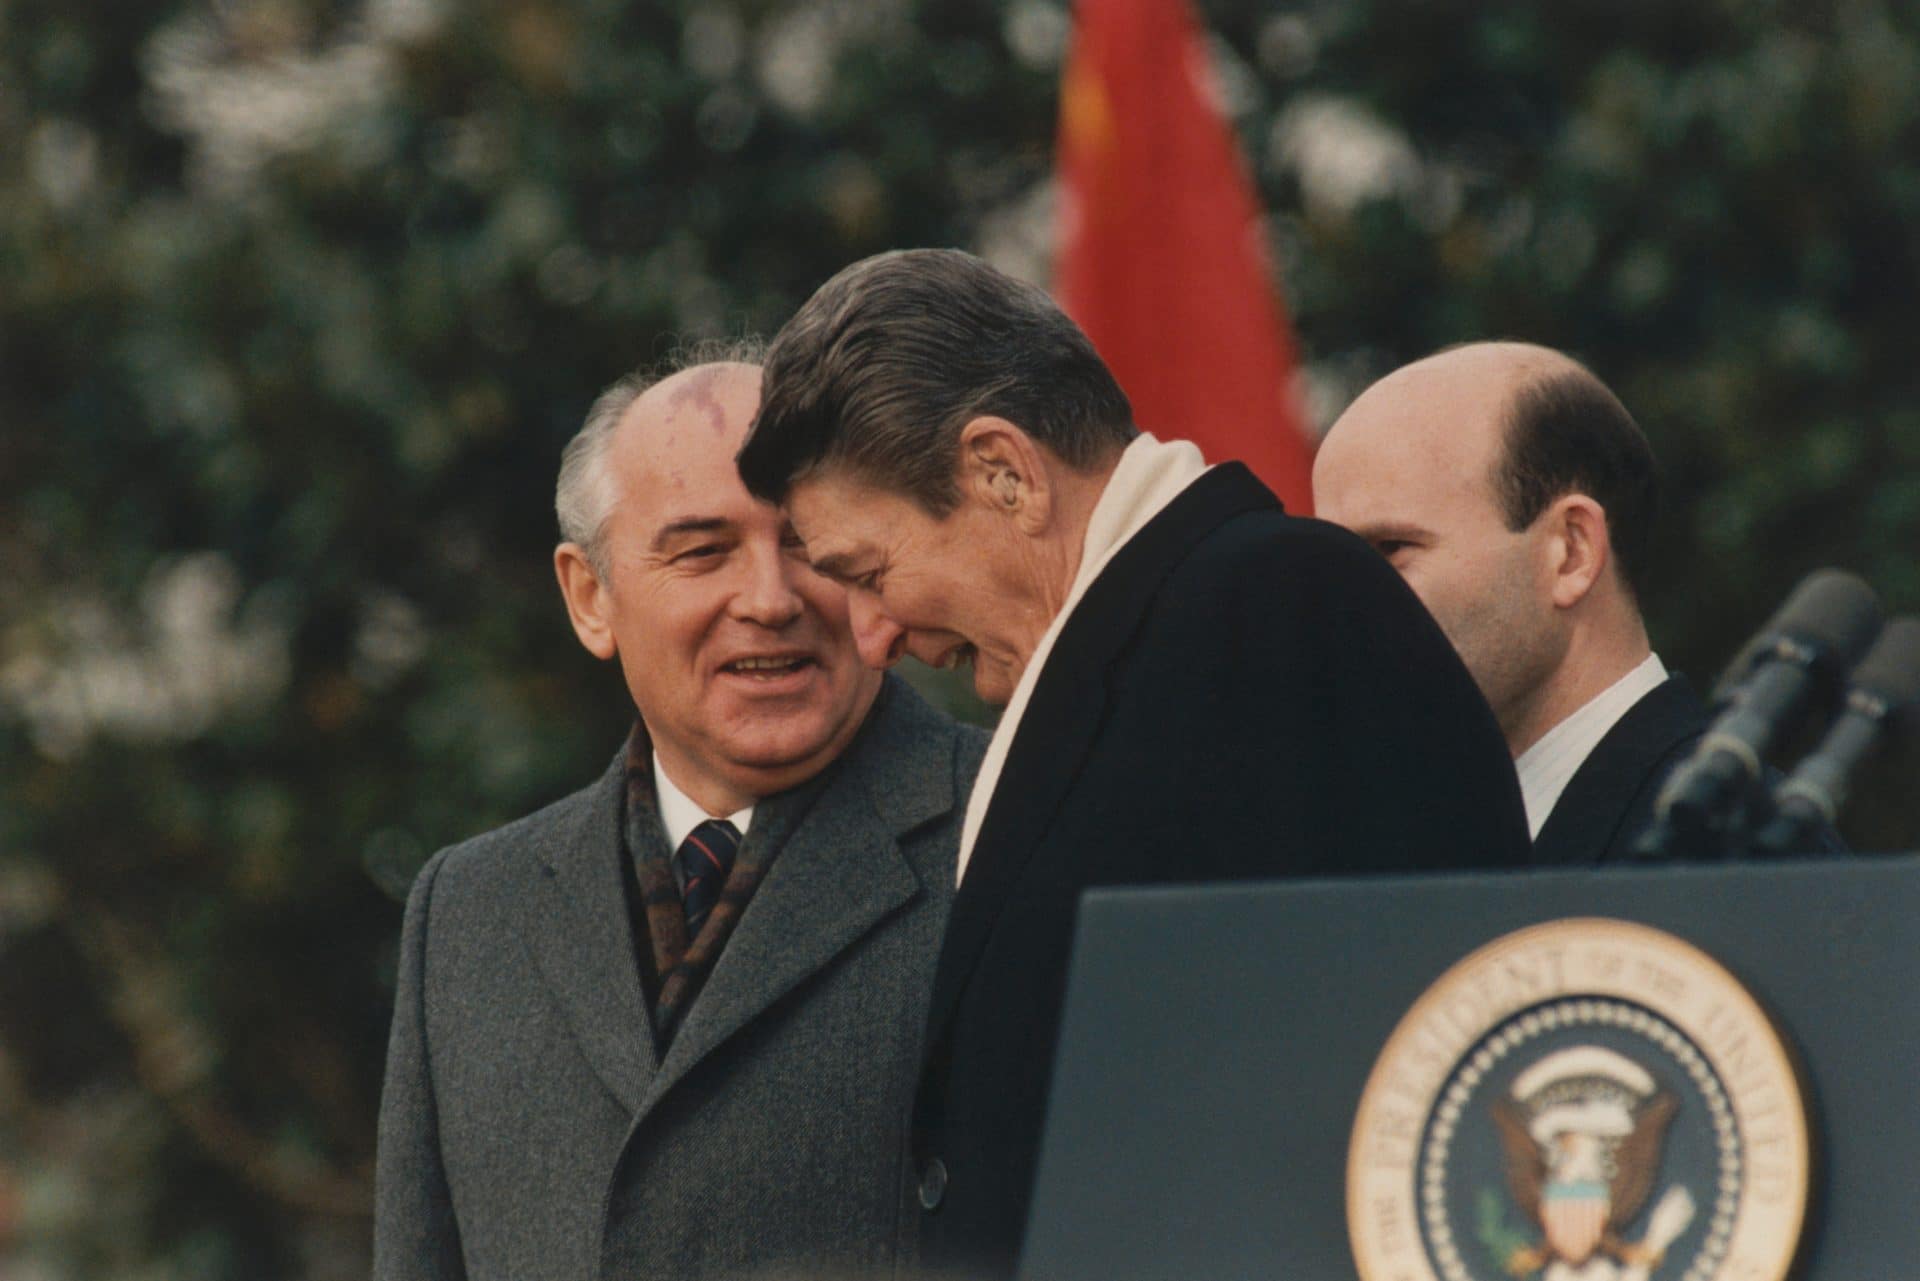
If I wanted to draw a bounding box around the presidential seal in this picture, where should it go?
[1348,918,1809,1281]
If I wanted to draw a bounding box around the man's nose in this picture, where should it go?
[731,549,805,628]
[847,592,907,670]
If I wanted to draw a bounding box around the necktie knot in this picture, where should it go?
[675,818,741,939]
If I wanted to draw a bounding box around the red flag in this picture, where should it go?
[1054,0,1314,512]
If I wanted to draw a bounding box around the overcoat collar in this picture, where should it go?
[1530,674,1708,865]
[527,675,959,1118]
[526,750,656,1115]
[925,463,1281,1038]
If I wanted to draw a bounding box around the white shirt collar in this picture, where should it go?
[956,433,1212,882]
[1514,652,1669,838]
[652,754,755,849]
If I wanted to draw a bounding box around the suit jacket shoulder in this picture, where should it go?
[415,755,623,919]
[1002,464,1530,879]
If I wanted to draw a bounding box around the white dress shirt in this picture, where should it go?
[957,433,1212,883]
[1514,651,1669,838]
[652,757,754,890]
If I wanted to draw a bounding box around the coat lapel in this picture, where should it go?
[925,464,1281,1038]
[526,754,660,1117]
[1532,675,1709,864]
[640,677,961,1112]
[924,656,1107,1040]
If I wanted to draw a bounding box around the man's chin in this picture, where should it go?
[719,736,846,783]
[712,687,878,774]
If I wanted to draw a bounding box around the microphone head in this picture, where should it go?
[1710,569,1883,705]
[1776,568,1884,658]
[1850,616,1920,710]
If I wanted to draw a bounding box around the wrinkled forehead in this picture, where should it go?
[785,466,924,559]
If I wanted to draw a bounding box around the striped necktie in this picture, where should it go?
[674,818,741,939]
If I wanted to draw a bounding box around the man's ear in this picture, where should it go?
[1544,494,1611,610]
[554,543,618,659]
[958,416,1053,534]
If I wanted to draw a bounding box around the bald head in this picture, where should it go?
[1321,343,1594,520]
[622,361,763,465]
[1342,341,1578,434]
[1312,342,1657,755]
[557,360,763,574]
[594,360,764,545]
[1319,343,1656,587]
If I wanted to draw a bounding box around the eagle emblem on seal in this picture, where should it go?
[1491,1046,1697,1280]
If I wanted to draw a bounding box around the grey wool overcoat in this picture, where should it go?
[373,677,985,1281]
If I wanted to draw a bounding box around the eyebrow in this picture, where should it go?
[650,517,732,551]
[806,549,867,580]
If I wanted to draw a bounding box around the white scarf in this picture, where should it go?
[956,434,1212,882]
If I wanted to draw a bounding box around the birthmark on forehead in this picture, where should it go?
[665,366,731,436]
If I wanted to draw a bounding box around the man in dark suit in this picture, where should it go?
[373,360,985,1280]
[1313,341,1708,862]
[735,249,1532,1278]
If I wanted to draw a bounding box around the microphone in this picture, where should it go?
[1753,617,1920,854]
[1635,569,1883,857]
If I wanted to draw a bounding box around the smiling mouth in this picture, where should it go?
[936,644,975,671]
[722,655,817,678]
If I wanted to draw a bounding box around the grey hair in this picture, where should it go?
[555,336,767,576]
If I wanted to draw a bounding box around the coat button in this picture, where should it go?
[918,1157,948,1211]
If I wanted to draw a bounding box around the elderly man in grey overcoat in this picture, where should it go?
[373,360,984,1280]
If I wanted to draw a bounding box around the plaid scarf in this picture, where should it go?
[621,727,777,1041]
[617,681,883,1040]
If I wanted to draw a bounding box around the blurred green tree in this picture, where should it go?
[1,0,1915,1275]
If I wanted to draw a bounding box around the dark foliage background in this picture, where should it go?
[2,0,1916,1274]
